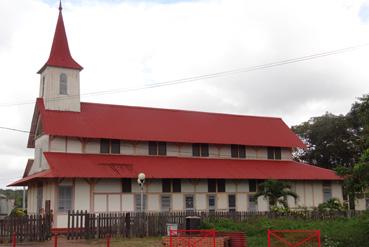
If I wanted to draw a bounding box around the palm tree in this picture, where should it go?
[254,180,298,209]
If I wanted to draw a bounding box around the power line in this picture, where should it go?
[0,126,30,134]
[0,42,368,108]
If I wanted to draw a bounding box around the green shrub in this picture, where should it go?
[202,212,369,247]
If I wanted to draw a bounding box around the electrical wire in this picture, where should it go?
[0,42,368,108]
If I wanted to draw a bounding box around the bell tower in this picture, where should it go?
[38,1,83,112]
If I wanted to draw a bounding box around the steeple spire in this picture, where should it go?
[38,1,83,73]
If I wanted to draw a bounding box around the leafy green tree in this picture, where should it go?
[292,113,359,169]
[254,180,298,209]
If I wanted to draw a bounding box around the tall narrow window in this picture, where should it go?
[185,195,194,211]
[59,73,67,95]
[58,185,72,212]
[100,139,110,153]
[193,143,209,157]
[228,194,236,212]
[323,181,332,202]
[249,180,257,192]
[162,179,171,193]
[172,179,181,193]
[231,145,246,158]
[208,195,216,212]
[217,179,226,192]
[248,195,258,212]
[267,147,282,160]
[41,76,45,97]
[111,139,120,154]
[208,179,217,193]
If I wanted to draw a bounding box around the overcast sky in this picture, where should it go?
[1,0,369,189]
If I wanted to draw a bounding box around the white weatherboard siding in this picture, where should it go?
[332,182,343,201]
[195,194,207,211]
[56,215,69,228]
[172,194,184,211]
[95,179,121,193]
[108,194,121,212]
[40,67,80,112]
[148,194,160,211]
[94,194,107,212]
[74,179,90,211]
[122,194,134,211]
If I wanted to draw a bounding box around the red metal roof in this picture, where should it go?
[31,98,305,148]
[9,152,341,186]
[38,6,83,73]
[8,170,53,186]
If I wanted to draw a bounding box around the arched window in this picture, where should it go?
[59,73,67,95]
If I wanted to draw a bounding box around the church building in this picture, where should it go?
[10,3,343,228]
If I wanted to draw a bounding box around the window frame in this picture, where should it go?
[59,73,68,95]
[249,180,257,193]
[122,178,132,193]
[231,144,246,158]
[161,194,172,212]
[148,141,167,156]
[208,194,216,212]
[58,185,72,213]
[185,194,195,212]
[267,147,282,160]
[192,143,209,157]
[100,139,120,154]
[322,181,332,203]
[228,194,236,212]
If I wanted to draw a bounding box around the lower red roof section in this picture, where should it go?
[9,152,341,186]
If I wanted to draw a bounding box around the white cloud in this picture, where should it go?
[0,0,369,187]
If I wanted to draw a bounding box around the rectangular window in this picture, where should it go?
[323,181,332,202]
[100,139,120,154]
[122,178,132,193]
[149,141,167,155]
[201,144,209,157]
[172,179,181,193]
[135,194,147,212]
[249,180,257,192]
[158,142,167,155]
[208,179,217,193]
[111,139,121,154]
[267,147,282,160]
[100,139,110,153]
[248,195,258,212]
[161,195,171,212]
[192,144,200,156]
[208,179,226,192]
[228,194,236,212]
[162,179,171,193]
[231,145,246,158]
[217,179,226,192]
[208,195,216,212]
[58,186,72,212]
[185,195,194,211]
[193,143,209,157]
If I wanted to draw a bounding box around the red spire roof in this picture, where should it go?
[38,2,83,73]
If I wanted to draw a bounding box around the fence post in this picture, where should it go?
[54,234,58,247]
[267,230,271,247]
[12,232,16,247]
[106,235,111,247]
